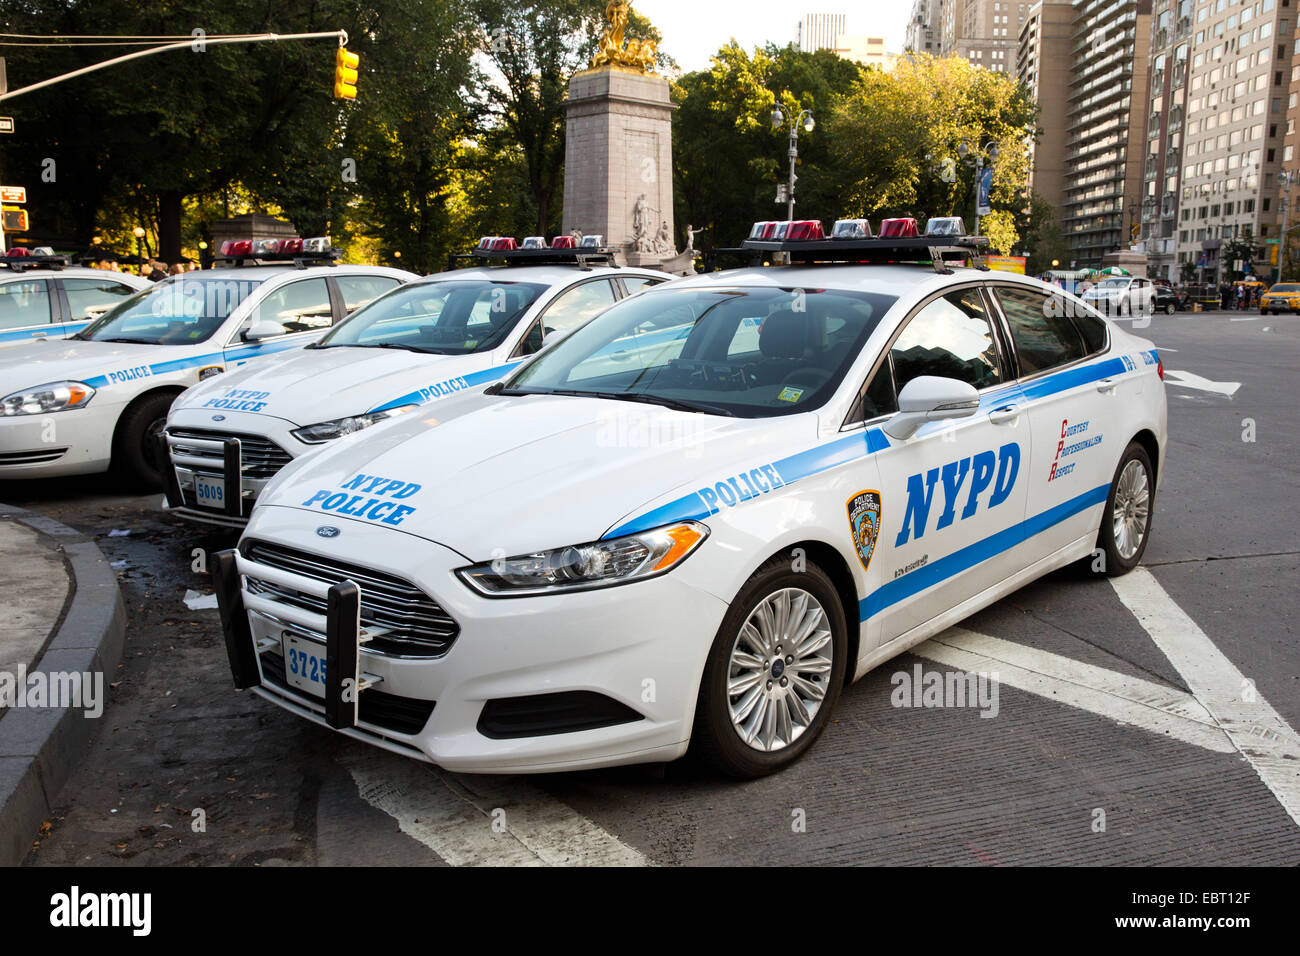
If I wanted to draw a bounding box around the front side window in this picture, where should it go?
[994,286,1088,375]
[891,288,1003,393]
[80,276,263,345]
[335,274,402,314]
[245,278,333,336]
[540,280,618,336]
[0,279,53,330]
[318,279,545,355]
[505,286,897,418]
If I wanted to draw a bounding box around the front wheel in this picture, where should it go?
[110,392,177,491]
[1094,442,1155,577]
[692,557,847,777]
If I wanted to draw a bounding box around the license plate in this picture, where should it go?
[194,474,226,508]
[283,632,327,696]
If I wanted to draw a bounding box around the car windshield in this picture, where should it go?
[1269,284,1300,293]
[79,275,264,346]
[1094,278,1130,288]
[316,279,547,355]
[503,286,897,418]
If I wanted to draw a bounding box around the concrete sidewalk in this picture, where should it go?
[0,504,125,865]
[0,519,71,681]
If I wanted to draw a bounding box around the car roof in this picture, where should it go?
[157,264,411,281]
[417,264,666,286]
[0,266,151,283]
[663,263,1061,300]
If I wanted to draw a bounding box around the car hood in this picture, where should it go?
[0,338,189,392]
[255,394,817,558]
[174,346,512,426]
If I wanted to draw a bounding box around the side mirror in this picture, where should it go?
[242,321,286,343]
[884,376,981,441]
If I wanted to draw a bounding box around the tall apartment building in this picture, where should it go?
[1281,17,1300,279]
[1141,0,1194,282]
[1018,1,1075,220]
[906,0,945,54]
[798,13,847,52]
[1060,0,1153,269]
[942,0,1031,72]
[1176,0,1295,282]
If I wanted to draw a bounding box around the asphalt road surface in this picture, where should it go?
[6,307,1299,866]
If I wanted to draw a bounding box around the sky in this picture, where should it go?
[634,1,912,73]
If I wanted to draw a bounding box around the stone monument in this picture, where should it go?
[562,2,693,274]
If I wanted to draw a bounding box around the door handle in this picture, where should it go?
[988,405,1020,425]
[1097,378,1118,394]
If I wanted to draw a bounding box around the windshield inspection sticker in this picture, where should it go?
[847,490,883,572]
[300,473,421,526]
[777,387,805,403]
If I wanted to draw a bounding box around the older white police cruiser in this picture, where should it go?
[0,238,413,488]
[1,250,150,349]
[213,217,1167,778]
[161,236,666,527]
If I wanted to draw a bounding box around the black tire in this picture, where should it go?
[1164,302,1175,315]
[691,556,847,778]
[110,391,177,491]
[1094,441,1155,577]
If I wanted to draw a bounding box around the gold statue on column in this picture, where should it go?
[591,0,658,73]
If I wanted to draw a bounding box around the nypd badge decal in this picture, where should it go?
[847,490,883,572]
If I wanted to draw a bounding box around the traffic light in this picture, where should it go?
[334,47,359,100]
[1,207,28,232]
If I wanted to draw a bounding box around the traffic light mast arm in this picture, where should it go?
[0,30,348,103]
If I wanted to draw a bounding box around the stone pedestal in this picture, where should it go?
[563,67,683,272]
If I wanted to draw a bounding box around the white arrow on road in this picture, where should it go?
[1163,369,1241,397]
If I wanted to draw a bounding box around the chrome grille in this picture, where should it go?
[169,428,292,479]
[242,540,459,658]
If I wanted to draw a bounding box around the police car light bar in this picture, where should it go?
[453,235,620,270]
[1,248,72,272]
[215,236,339,267]
[733,217,990,272]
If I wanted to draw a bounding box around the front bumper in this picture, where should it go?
[0,404,121,478]
[214,506,728,773]
[161,409,305,527]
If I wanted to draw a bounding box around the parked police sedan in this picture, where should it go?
[214,223,1167,778]
[162,252,666,527]
[0,252,414,488]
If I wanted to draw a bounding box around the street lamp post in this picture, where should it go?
[132,225,146,266]
[1278,170,1296,285]
[958,139,1000,237]
[771,107,815,222]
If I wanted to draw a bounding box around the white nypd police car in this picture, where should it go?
[0,252,151,349]
[0,244,413,488]
[162,241,666,527]
[213,219,1167,778]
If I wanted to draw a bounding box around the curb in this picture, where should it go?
[0,503,126,866]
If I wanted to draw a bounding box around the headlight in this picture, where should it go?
[457,521,709,597]
[0,381,96,416]
[290,405,418,444]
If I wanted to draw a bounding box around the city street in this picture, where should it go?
[6,306,1297,867]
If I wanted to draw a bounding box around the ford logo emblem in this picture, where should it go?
[211,414,226,422]
[316,527,341,539]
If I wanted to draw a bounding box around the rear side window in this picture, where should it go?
[61,277,138,322]
[247,278,333,335]
[1072,310,1108,354]
[994,286,1088,376]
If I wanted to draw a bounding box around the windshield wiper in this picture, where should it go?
[97,337,158,345]
[542,388,735,417]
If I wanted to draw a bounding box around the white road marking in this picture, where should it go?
[1111,568,1300,827]
[339,747,651,866]
[916,629,1234,754]
[1162,369,1242,397]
